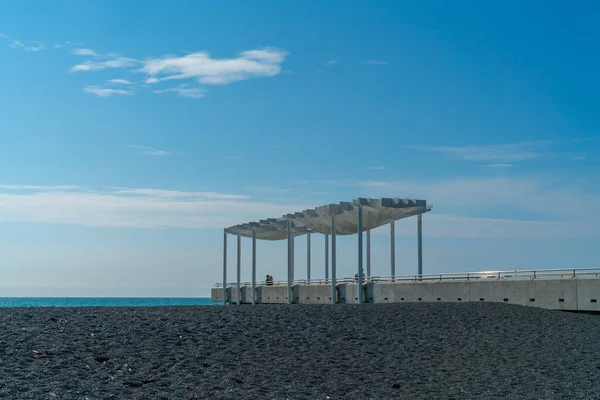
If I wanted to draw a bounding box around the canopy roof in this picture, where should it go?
[226,197,432,241]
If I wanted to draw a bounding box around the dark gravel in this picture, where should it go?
[0,303,599,399]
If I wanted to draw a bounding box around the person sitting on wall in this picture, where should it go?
[266,275,274,286]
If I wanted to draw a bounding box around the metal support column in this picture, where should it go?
[325,234,329,280]
[222,229,227,305]
[366,230,371,280]
[391,221,396,281]
[307,233,311,283]
[287,219,292,305]
[236,231,241,305]
[251,228,256,305]
[418,214,423,278]
[331,215,337,304]
[291,234,295,282]
[357,206,364,304]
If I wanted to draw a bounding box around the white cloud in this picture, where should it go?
[9,39,44,52]
[108,79,132,85]
[71,48,98,56]
[326,60,337,65]
[483,163,515,168]
[353,175,600,219]
[0,185,79,191]
[573,156,586,161]
[110,187,249,200]
[0,186,308,229]
[407,142,548,162]
[153,86,205,99]
[365,166,386,170]
[141,47,287,85]
[366,60,388,65]
[71,57,139,72]
[316,70,324,73]
[144,150,171,156]
[82,87,135,97]
[123,145,172,156]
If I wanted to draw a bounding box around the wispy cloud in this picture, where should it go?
[123,145,172,156]
[71,48,98,56]
[0,185,79,191]
[483,163,515,168]
[82,87,135,97]
[107,79,132,85]
[109,187,248,200]
[573,156,586,161]
[316,70,324,73]
[366,60,388,65]
[303,174,600,239]
[13,40,45,52]
[0,186,309,229]
[1,34,44,51]
[365,166,386,170]
[141,47,287,85]
[326,60,337,66]
[407,141,550,162]
[71,57,139,72]
[153,85,205,99]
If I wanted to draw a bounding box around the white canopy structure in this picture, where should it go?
[222,197,432,305]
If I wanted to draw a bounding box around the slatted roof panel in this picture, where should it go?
[225,197,432,240]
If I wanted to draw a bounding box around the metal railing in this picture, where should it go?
[213,267,600,288]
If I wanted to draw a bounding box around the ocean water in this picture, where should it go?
[0,297,218,307]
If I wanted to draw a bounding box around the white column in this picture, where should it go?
[357,206,364,304]
[325,234,329,280]
[331,215,337,304]
[418,214,423,278]
[222,229,227,305]
[236,231,241,305]
[287,219,292,305]
[366,230,371,280]
[391,221,396,281]
[307,233,311,283]
[252,228,256,305]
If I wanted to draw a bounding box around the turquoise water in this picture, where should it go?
[0,297,217,307]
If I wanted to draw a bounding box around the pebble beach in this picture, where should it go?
[0,303,599,399]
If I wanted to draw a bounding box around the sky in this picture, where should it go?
[1,0,600,297]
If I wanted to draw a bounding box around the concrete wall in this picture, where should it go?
[296,284,334,304]
[338,284,367,304]
[211,287,229,303]
[260,286,289,304]
[577,279,600,311]
[214,278,600,311]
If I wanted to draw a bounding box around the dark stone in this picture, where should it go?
[123,381,143,387]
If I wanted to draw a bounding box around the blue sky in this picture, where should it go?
[1,0,599,297]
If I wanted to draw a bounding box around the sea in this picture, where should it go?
[0,297,217,307]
